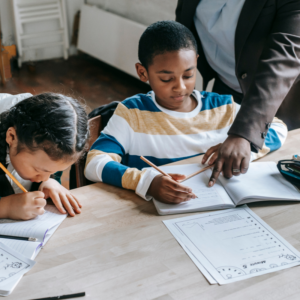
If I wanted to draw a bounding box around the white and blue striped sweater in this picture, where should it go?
[85,90,287,200]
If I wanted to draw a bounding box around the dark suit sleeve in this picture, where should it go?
[175,0,184,22]
[229,0,300,149]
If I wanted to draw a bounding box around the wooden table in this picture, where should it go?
[9,129,300,300]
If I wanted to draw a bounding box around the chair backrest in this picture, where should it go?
[74,115,102,188]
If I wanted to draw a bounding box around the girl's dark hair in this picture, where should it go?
[0,93,89,165]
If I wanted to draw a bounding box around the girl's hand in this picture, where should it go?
[39,178,82,217]
[202,143,222,166]
[147,174,197,204]
[0,191,46,220]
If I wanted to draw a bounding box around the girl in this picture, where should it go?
[0,92,89,220]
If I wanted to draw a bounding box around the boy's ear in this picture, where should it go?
[135,63,149,83]
[6,127,18,148]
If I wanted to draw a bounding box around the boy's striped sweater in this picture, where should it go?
[85,90,287,200]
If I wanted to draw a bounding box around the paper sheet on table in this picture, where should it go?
[0,242,35,296]
[164,205,300,285]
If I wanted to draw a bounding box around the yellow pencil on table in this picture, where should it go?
[0,162,28,193]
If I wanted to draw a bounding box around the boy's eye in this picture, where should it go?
[184,75,194,79]
[160,78,172,83]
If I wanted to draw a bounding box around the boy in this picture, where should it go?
[85,21,287,204]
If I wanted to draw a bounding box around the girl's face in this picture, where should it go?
[6,127,75,183]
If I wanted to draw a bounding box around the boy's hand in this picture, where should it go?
[147,174,197,204]
[39,178,82,217]
[0,191,46,220]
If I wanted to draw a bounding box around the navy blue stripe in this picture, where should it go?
[265,128,281,151]
[200,91,233,111]
[122,93,161,112]
[90,133,125,156]
[122,153,204,170]
[102,161,128,188]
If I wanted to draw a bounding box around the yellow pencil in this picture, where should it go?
[180,164,215,183]
[0,162,28,193]
[140,156,172,179]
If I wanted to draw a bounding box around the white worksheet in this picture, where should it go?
[0,242,35,296]
[164,205,300,284]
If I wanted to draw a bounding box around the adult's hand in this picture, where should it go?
[207,135,251,187]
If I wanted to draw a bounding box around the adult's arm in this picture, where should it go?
[229,0,300,149]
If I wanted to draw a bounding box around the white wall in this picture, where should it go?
[0,0,84,61]
[87,0,178,26]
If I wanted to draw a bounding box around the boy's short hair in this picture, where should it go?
[138,20,198,69]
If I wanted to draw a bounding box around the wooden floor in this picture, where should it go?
[0,54,150,188]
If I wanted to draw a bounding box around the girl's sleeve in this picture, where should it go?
[84,103,159,200]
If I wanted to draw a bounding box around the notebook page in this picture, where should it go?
[0,205,67,243]
[0,240,40,259]
[218,162,300,205]
[153,164,234,215]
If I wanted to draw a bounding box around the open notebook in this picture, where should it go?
[153,162,300,215]
[0,205,67,296]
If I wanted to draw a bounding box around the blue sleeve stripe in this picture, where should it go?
[122,94,161,112]
[102,161,128,188]
[90,133,125,156]
[122,153,203,170]
[265,128,281,151]
[200,91,233,111]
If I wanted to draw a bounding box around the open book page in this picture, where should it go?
[153,164,234,215]
[218,162,300,206]
[0,205,67,243]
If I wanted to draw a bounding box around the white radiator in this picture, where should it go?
[78,4,209,90]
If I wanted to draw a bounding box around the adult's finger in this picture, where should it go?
[207,151,219,166]
[231,157,243,177]
[208,159,224,187]
[241,155,250,174]
[202,144,220,164]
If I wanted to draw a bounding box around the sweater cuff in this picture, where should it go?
[135,168,160,201]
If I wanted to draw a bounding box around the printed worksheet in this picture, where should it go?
[0,242,35,294]
[164,206,300,284]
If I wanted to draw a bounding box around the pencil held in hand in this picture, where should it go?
[0,162,28,193]
[140,156,172,179]
[140,156,198,200]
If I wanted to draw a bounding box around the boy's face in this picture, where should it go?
[136,49,198,110]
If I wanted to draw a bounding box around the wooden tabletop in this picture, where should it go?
[9,129,300,300]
